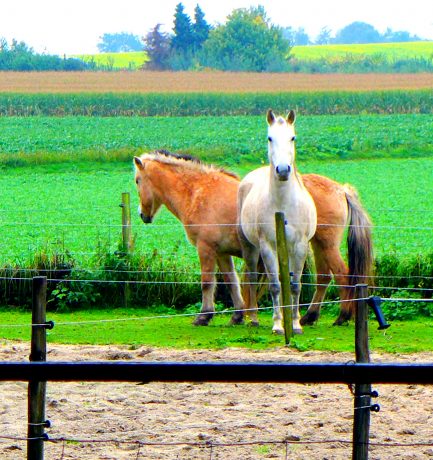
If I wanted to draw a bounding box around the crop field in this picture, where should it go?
[72,42,433,70]
[0,114,432,266]
[76,51,148,70]
[1,114,432,163]
[0,66,431,312]
[292,41,433,61]
[1,71,432,94]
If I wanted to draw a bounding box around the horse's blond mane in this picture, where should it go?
[140,150,239,180]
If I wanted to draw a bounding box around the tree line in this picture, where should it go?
[141,4,290,71]
[0,38,87,71]
[102,3,426,72]
[0,3,428,72]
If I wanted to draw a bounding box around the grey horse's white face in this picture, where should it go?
[266,109,296,182]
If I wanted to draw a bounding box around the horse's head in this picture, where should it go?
[133,156,162,224]
[266,109,296,182]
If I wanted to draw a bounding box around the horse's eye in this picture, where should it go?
[268,136,272,142]
[135,178,139,185]
[291,136,296,142]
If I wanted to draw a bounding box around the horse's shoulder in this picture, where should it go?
[242,166,268,183]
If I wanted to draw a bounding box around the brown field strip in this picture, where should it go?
[0,71,432,93]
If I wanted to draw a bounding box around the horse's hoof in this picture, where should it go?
[333,318,349,326]
[230,318,244,325]
[230,313,245,325]
[249,321,260,327]
[300,312,318,326]
[272,328,285,335]
[193,314,213,326]
[293,328,304,335]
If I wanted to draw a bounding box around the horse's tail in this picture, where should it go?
[344,185,374,287]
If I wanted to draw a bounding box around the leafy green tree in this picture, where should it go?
[0,38,87,71]
[315,27,332,45]
[201,6,291,72]
[293,27,310,45]
[142,24,171,70]
[97,32,143,52]
[382,28,421,42]
[192,4,210,50]
[333,22,381,44]
[171,2,194,52]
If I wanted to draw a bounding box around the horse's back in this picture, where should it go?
[302,173,348,248]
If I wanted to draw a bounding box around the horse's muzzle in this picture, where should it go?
[140,213,153,224]
[276,164,291,181]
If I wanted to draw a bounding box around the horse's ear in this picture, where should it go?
[287,110,296,125]
[134,156,144,171]
[267,109,275,126]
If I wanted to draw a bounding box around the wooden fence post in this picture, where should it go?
[28,276,48,460]
[275,212,293,345]
[120,192,132,255]
[352,284,371,460]
[120,192,132,308]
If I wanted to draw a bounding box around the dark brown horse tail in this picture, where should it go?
[344,186,374,287]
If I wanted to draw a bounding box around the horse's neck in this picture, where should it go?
[151,164,194,220]
[269,168,303,208]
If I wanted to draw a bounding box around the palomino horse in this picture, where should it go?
[133,150,373,327]
[238,110,317,334]
[134,150,245,325]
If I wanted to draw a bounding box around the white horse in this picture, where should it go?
[238,109,317,334]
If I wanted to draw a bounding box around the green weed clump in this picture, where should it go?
[1,249,432,320]
[0,243,201,312]
[374,251,433,319]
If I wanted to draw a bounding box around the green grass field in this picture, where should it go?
[1,308,432,352]
[0,114,432,267]
[74,51,148,69]
[0,156,431,266]
[292,41,433,61]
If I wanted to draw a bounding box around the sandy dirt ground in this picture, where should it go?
[0,342,432,460]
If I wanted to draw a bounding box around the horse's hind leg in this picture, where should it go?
[301,241,332,326]
[314,243,352,325]
[217,255,245,325]
[241,244,261,327]
[193,241,217,326]
[329,258,352,326]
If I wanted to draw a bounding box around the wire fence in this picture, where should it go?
[2,434,433,460]
[0,271,433,459]
[1,202,432,457]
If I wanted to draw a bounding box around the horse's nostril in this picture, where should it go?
[276,164,290,179]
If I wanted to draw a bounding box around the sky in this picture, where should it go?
[1,0,432,55]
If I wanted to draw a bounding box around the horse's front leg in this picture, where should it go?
[217,255,245,325]
[290,241,311,335]
[193,241,217,326]
[260,244,284,335]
